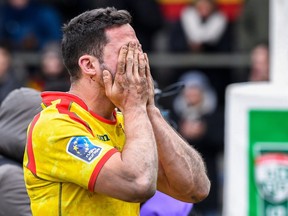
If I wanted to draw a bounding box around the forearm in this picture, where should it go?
[147,105,210,202]
[121,107,158,188]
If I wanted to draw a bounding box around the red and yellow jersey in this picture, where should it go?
[23,92,139,216]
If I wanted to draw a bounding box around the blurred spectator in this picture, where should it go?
[169,0,228,53]
[0,0,62,51]
[27,42,70,91]
[172,71,224,216]
[235,0,269,52]
[140,190,193,216]
[172,71,217,140]
[0,87,41,216]
[86,0,164,52]
[166,0,232,106]
[0,87,41,162]
[248,42,269,82]
[0,156,31,216]
[0,42,22,104]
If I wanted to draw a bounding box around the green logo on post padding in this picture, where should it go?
[249,110,288,216]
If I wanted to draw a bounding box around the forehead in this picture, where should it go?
[105,24,139,47]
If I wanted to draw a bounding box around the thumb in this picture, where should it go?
[103,70,112,97]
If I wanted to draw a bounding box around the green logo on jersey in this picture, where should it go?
[97,134,110,142]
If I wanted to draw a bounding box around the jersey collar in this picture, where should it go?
[41,91,117,125]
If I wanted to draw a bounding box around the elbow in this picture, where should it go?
[126,177,157,203]
[136,183,157,203]
[190,177,211,203]
[176,174,211,203]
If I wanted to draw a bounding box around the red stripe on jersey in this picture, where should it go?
[90,110,117,125]
[41,92,118,125]
[88,148,119,192]
[56,100,94,136]
[26,113,41,175]
[41,92,88,110]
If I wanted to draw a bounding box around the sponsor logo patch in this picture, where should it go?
[67,136,102,163]
[97,134,110,141]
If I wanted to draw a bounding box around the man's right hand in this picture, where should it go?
[103,42,149,112]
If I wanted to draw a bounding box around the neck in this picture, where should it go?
[69,79,116,120]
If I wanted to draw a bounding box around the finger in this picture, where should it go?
[139,44,143,53]
[126,42,136,79]
[144,53,155,105]
[116,45,128,75]
[144,53,152,80]
[133,47,139,78]
[138,53,145,77]
[102,70,113,97]
[144,53,154,91]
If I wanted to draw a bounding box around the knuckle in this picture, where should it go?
[139,64,145,70]
[118,61,125,68]
[133,60,139,67]
[140,77,147,85]
[127,56,133,64]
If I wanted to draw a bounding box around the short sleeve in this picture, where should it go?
[31,116,118,191]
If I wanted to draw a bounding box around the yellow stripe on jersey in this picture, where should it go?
[23,92,139,216]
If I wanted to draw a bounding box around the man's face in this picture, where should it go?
[101,24,140,77]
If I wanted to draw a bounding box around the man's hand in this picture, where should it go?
[97,43,158,203]
[103,42,149,112]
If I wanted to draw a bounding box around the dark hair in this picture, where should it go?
[61,7,132,82]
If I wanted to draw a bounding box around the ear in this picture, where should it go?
[78,55,100,76]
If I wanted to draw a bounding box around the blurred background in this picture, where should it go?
[0,0,270,215]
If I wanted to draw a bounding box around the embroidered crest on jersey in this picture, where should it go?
[67,136,102,163]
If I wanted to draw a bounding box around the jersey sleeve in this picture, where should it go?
[29,115,118,191]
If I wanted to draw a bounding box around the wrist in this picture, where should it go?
[121,105,147,116]
[147,104,158,111]
[147,105,161,118]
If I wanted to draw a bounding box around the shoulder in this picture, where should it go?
[35,107,86,132]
